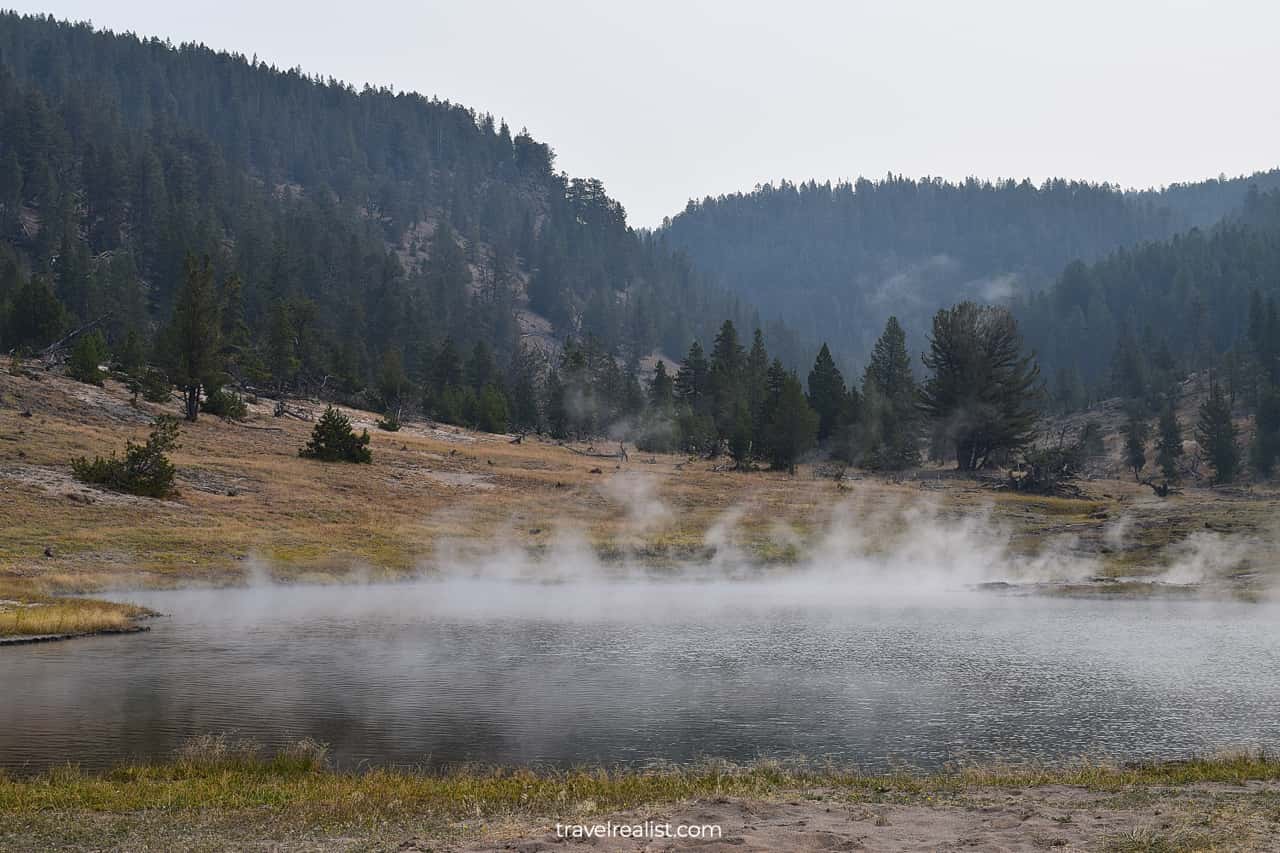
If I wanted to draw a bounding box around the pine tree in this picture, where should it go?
[541,369,565,439]
[806,342,846,442]
[1124,410,1148,481]
[475,384,509,433]
[507,346,542,433]
[728,399,753,470]
[675,341,709,406]
[745,328,770,452]
[6,274,65,350]
[919,303,1041,470]
[1196,383,1238,484]
[300,406,372,463]
[67,330,108,386]
[164,255,222,421]
[863,316,919,468]
[1155,402,1184,481]
[648,360,674,410]
[266,301,299,394]
[764,369,818,474]
[377,349,408,414]
[707,320,745,443]
[466,340,499,391]
[1250,385,1280,479]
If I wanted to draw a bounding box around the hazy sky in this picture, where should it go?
[11,0,1280,226]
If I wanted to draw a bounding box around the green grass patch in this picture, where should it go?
[4,744,1280,828]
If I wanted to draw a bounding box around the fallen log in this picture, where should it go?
[40,314,112,356]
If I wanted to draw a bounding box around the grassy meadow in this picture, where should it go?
[4,742,1280,851]
[1,364,1278,638]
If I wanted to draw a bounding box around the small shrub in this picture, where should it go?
[72,416,180,497]
[113,330,145,375]
[67,331,108,386]
[299,405,372,463]
[475,384,509,433]
[202,386,248,420]
[376,410,401,431]
[140,368,172,403]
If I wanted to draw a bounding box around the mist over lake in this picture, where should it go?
[4,578,1278,773]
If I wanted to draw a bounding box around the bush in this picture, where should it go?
[67,331,108,386]
[113,330,145,375]
[72,416,180,497]
[376,410,401,431]
[140,368,173,403]
[475,384,508,433]
[202,386,248,420]
[299,405,372,463]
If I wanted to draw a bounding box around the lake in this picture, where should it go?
[2,577,1277,772]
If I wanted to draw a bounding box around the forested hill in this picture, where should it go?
[1022,186,1280,410]
[0,12,801,393]
[659,173,1280,365]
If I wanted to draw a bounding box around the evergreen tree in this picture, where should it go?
[675,340,709,412]
[164,255,222,421]
[707,320,745,442]
[5,274,64,350]
[919,303,1041,470]
[114,329,145,375]
[1155,402,1184,481]
[266,301,299,394]
[377,349,408,413]
[806,342,846,442]
[648,360,674,410]
[745,328,770,452]
[72,415,180,498]
[1250,385,1280,479]
[507,346,542,433]
[67,330,108,386]
[300,405,372,463]
[862,316,919,468]
[1195,383,1238,484]
[475,384,509,434]
[1124,410,1148,481]
[545,369,568,439]
[433,338,465,391]
[466,340,499,392]
[764,369,818,474]
[728,399,753,470]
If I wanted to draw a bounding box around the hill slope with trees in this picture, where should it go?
[0,12,807,409]
[659,172,1280,367]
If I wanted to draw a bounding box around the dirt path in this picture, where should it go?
[433,782,1279,852]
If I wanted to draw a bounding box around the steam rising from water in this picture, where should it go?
[236,474,1271,617]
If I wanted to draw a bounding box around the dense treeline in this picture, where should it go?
[0,13,801,399]
[659,173,1280,372]
[1026,188,1280,412]
[471,305,1039,476]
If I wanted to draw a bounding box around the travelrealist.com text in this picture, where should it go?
[555,821,723,840]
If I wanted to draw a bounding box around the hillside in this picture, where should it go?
[660,172,1280,369]
[2,362,1277,625]
[0,12,804,402]
[1024,186,1280,399]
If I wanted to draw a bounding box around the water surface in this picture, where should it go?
[2,578,1276,772]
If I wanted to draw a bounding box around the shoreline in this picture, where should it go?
[3,749,1279,850]
[0,623,149,646]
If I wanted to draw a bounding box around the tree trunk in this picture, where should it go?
[184,384,200,421]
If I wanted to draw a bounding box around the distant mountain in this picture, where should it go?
[659,172,1280,367]
[0,12,806,393]
[1020,186,1280,403]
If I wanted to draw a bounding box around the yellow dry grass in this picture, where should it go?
[0,579,149,638]
[1,366,1277,599]
[3,743,1279,825]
